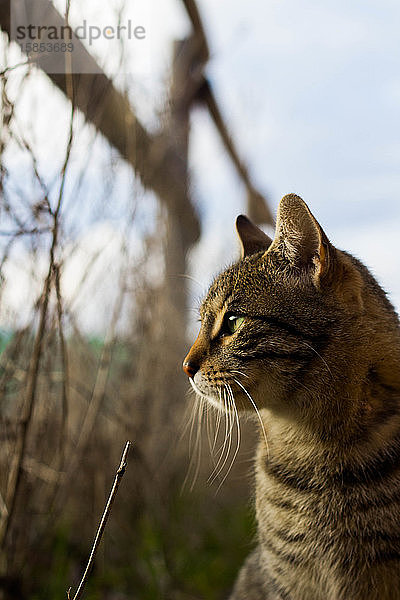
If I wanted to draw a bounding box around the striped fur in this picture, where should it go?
[183,195,400,599]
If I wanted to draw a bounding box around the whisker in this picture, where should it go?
[230,369,250,379]
[232,377,269,458]
[190,397,205,492]
[178,273,204,288]
[188,389,200,449]
[184,376,247,489]
[301,341,333,378]
[205,396,215,454]
[216,384,241,490]
[180,388,201,468]
[208,389,226,481]
[208,387,230,483]
[227,384,241,466]
[182,392,204,492]
[212,387,223,453]
[209,385,235,484]
[207,388,224,472]
[215,386,235,481]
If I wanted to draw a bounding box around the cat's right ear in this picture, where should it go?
[236,215,273,259]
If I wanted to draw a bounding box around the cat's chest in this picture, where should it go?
[255,454,400,599]
[256,452,399,546]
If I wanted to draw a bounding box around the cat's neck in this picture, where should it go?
[259,348,400,469]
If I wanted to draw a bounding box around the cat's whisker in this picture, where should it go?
[232,377,269,457]
[213,386,235,484]
[214,390,234,489]
[216,384,241,491]
[205,396,215,455]
[177,273,204,288]
[212,387,223,453]
[180,389,201,487]
[179,391,196,448]
[230,369,250,379]
[209,385,235,484]
[206,389,223,472]
[208,387,230,483]
[229,384,241,463]
[301,341,333,378]
[182,392,204,493]
[187,388,200,450]
[191,396,206,492]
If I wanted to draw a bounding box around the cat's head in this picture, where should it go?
[183,194,393,418]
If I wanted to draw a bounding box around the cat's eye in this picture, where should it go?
[221,313,245,336]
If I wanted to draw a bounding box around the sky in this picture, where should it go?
[188,0,400,311]
[1,0,400,331]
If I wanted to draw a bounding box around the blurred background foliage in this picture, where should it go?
[1,0,400,598]
[0,0,268,598]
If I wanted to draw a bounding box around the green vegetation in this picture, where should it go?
[31,492,255,600]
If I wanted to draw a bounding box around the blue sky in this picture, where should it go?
[1,0,400,331]
[187,0,400,311]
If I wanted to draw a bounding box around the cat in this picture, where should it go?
[183,194,400,600]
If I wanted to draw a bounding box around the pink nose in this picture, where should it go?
[182,360,198,378]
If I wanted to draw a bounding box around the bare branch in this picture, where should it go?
[54,263,70,468]
[180,0,272,224]
[180,0,209,62]
[198,78,273,226]
[67,441,132,600]
[0,0,200,247]
[0,258,53,549]
[0,95,75,551]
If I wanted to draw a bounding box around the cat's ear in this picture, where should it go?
[268,194,333,280]
[236,215,273,259]
[268,194,363,307]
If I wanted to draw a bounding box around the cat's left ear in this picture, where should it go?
[236,215,273,259]
[268,194,333,282]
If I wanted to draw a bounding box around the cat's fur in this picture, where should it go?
[183,194,400,600]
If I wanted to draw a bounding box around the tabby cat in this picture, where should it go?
[183,194,400,600]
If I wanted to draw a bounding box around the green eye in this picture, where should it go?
[222,313,245,336]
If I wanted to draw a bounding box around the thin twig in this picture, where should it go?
[67,441,132,600]
[180,0,209,61]
[199,78,273,225]
[180,0,272,224]
[54,262,70,471]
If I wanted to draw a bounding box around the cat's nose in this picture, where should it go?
[182,360,199,379]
